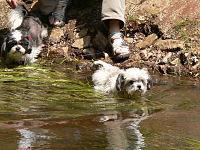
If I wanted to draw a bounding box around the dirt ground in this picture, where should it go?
[0,0,200,79]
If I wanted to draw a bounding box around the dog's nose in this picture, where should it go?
[137,85,141,89]
[16,47,21,52]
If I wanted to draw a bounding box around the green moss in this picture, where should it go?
[184,138,200,149]
[180,30,190,40]
[174,19,193,31]
[127,15,138,21]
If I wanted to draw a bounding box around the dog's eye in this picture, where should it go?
[129,80,135,84]
[8,40,17,45]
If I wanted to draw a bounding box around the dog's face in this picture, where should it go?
[1,30,32,62]
[116,68,152,95]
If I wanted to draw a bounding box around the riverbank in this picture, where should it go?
[0,0,200,79]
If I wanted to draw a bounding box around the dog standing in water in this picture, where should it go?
[92,60,153,97]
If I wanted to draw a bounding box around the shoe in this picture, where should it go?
[109,32,130,62]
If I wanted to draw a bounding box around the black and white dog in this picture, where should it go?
[92,60,153,97]
[1,5,48,65]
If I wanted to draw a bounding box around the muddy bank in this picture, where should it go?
[0,0,200,79]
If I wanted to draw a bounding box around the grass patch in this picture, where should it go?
[174,19,193,31]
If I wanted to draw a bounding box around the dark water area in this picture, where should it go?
[0,64,200,150]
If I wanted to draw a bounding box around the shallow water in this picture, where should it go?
[0,64,199,150]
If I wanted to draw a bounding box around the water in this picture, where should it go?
[0,64,199,150]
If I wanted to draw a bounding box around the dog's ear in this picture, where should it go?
[142,68,153,90]
[1,38,7,57]
[116,73,125,91]
[92,64,103,71]
[147,77,153,90]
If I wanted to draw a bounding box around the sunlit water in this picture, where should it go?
[0,64,200,150]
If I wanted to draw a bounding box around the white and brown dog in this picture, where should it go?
[92,60,152,97]
[1,5,48,65]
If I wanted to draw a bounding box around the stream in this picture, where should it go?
[0,63,200,150]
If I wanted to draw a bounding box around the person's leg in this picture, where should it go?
[109,19,121,34]
[102,0,129,61]
[38,0,58,15]
[102,0,125,29]
[38,0,69,26]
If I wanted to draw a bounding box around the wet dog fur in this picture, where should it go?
[92,60,153,97]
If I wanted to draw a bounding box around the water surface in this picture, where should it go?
[0,64,199,150]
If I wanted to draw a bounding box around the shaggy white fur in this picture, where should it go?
[92,60,152,97]
[1,5,47,65]
[8,5,26,30]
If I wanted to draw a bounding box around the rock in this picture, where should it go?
[62,47,69,57]
[124,37,134,44]
[72,36,91,49]
[49,28,65,43]
[170,58,180,66]
[140,50,149,61]
[135,33,158,49]
[155,39,184,51]
[66,20,77,40]
[192,62,200,70]
[158,65,168,74]
[135,41,150,50]
[132,32,146,44]
[160,52,172,64]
